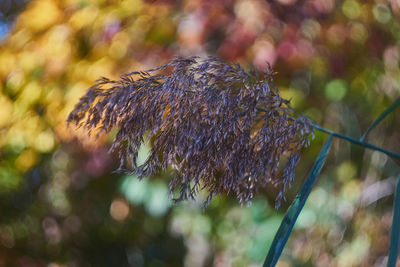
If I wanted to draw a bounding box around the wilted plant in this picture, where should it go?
[68,56,400,267]
[67,56,312,208]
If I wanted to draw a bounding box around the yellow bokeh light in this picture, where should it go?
[69,6,100,31]
[87,58,114,81]
[0,52,17,77]
[18,51,42,73]
[8,29,32,50]
[279,88,306,108]
[18,0,62,32]
[0,95,13,127]
[15,81,42,112]
[342,0,362,20]
[120,0,144,17]
[15,149,39,172]
[4,70,24,95]
[35,130,55,153]
[349,22,367,43]
[109,33,131,60]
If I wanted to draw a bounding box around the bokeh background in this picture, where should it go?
[0,0,400,266]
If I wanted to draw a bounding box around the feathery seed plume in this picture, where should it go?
[67,56,312,208]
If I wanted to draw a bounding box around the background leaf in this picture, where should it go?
[360,98,400,142]
[264,135,333,267]
[387,174,400,267]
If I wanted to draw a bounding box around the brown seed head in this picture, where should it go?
[67,56,312,208]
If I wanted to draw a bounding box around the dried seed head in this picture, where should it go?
[67,56,312,208]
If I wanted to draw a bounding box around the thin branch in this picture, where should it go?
[311,123,400,159]
[255,107,400,159]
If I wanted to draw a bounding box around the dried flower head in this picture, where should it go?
[67,56,312,208]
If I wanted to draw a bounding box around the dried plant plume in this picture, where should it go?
[67,56,312,208]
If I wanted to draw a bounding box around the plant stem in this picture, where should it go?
[310,123,400,159]
[255,107,400,159]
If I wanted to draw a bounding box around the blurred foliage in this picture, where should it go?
[0,0,399,266]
